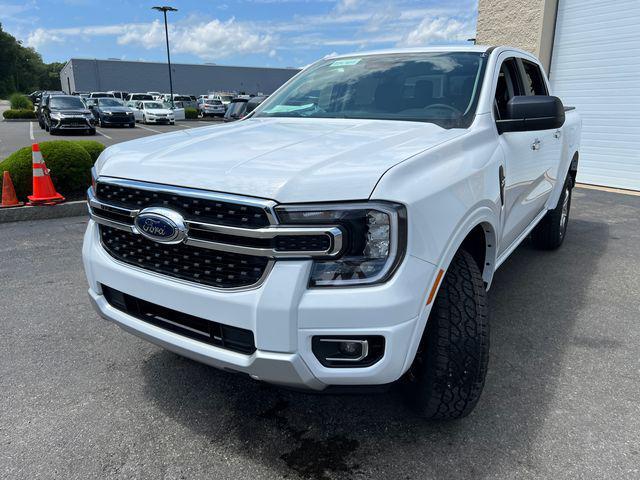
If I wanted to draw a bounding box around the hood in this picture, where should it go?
[99,106,131,113]
[97,117,466,203]
[53,109,90,116]
[146,108,173,114]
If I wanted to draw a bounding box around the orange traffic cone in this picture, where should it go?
[26,143,65,206]
[1,171,23,208]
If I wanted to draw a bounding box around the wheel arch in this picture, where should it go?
[401,207,498,375]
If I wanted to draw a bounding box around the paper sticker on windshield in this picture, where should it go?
[264,104,314,113]
[330,58,361,67]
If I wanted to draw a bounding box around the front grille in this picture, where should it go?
[101,285,256,354]
[99,225,269,289]
[274,235,331,252]
[96,182,270,228]
[61,118,88,127]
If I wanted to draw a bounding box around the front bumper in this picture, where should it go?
[146,116,174,124]
[101,115,135,125]
[52,117,93,130]
[83,220,435,389]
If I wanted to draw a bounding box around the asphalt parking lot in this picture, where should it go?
[0,101,223,160]
[1,187,638,480]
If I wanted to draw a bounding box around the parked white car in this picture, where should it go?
[168,105,185,121]
[205,93,234,105]
[125,94,155,115]
[197,98,226,117]
[136,101,175,125]
[85,46,581,419]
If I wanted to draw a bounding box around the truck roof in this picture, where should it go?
[328,45,493,59]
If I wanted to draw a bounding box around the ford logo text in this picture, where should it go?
[134,207,188,244]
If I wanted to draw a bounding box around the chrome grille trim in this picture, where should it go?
[88,182,343,259]
[96,176,279,225]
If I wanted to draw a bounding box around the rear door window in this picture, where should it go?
[520,59,548,95]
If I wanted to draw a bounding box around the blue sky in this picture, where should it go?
[1,0,478,68]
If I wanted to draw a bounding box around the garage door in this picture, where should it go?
[549,0,640,190]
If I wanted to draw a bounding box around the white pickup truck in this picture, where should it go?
[83,46,580,419]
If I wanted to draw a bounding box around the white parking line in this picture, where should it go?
[29,122,34,140]
[137,124,163,134]
[95,129,112,140]
[175,123,192,128]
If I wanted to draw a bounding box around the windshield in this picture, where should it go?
[255,52,486,128]
[144,102,164,109]
[98,98,123,107]
[50,97,86,110]
[132,94,153,100]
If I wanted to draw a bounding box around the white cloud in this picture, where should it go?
[171,19,274,59]
[25,28,61,49]
[398,16,473,46]
[335,0,361,13]
[24,18,274,60]
[18,1,478,62]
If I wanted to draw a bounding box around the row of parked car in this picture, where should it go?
[28,90,268,136]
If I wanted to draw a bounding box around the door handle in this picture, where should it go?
[531,139,541,151]
[554,130,562,139]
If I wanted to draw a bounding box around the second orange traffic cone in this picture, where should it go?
[1,171,23,208]
[27,143,65,206]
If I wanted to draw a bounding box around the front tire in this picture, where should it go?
[404,249,489,419]
[531,176,573,250]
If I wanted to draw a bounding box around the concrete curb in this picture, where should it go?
[0,200,87,223]
[2,118,35,122]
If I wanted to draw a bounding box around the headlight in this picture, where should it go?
[104,111,113,115]
[50,112,62,119]
[276,202,406,286]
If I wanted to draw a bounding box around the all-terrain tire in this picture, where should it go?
[405,248,489,419]
[531,175,573,250]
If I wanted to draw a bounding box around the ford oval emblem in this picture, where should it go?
[134,207,187,244]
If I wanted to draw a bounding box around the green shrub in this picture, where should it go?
[3,109,36,119]
[0,141,93,201]
[9,93,33,110]
[184,107,198,119]
[73,140,105,163]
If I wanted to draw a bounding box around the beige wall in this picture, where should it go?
[476,0,558,71]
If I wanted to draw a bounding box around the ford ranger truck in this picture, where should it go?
[83,46,581,419]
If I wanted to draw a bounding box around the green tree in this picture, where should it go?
[0,23,63,97]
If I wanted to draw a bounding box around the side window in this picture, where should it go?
[494,58,522,120]
[520,60,548,95]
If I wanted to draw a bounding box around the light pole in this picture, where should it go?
[152,6,177,108]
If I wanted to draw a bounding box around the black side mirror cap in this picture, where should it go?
[497,95,565,133]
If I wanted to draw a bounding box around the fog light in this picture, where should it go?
[338,341,362,356]
[311,336,385,368]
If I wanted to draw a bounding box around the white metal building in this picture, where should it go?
[477,0,640,190]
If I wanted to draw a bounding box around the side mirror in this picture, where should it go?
[497,95,565,133]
